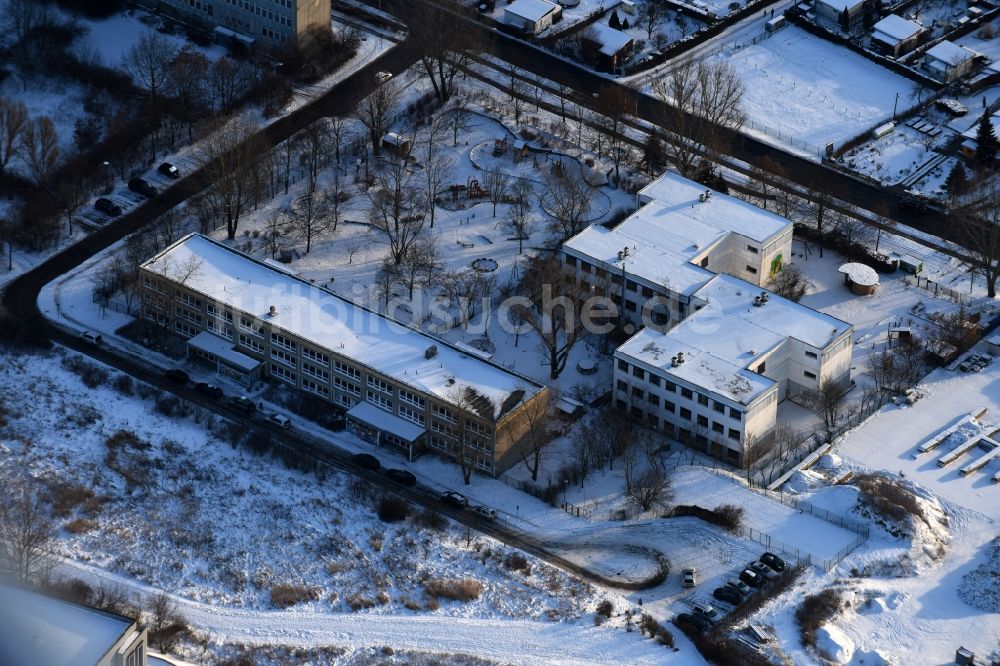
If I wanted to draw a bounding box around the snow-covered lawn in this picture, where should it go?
[709,26,922,151]
[72,9,228,67]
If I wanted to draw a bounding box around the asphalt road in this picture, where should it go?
[383,0,955,243]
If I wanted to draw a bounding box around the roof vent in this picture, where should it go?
[671,356,678,367]
[425,345,438,359]
[446,376,455,386]
[760,291,768,303]
[268,305,278,316]
[753,295,762,307]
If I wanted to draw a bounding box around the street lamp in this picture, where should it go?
[561,478,569,507]
[616,246,630,330]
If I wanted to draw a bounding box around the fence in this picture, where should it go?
[742,118,826,157]
[905,275,972,306]
[92,291,133,316]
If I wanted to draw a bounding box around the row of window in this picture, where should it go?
[617,382,742,440]
[616,399,743,444]
[618,360,743,421]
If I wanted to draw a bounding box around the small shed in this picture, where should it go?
[986,332,1000,357]
[869,14,925,57]
[924,41,980,82]
[513,139,529,162]
[897,255,923,274]
[381,132,411,157]
[839,262,879,295]
[493,134,508,156]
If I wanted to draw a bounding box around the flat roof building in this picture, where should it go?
[140,234,547,476]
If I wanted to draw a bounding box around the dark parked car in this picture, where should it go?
[351,453,381,471]
[94,197,122,216]
[440,490,469,508]
[760,552,786,572]
[713,586,743,605]
[194,382,223,399]
[158,162,180,179]
[739,569,767,588]
[747,560,775,577]
[384,468,417,487]
[164,368,189,384]
[227,396,256,415]
[725,580,751,597]
[674,612,711,632]
[128,177,158,197]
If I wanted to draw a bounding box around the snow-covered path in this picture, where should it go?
[57,560,681,665]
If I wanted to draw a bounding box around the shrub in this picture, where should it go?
[855,474,925,525]
[65,518,96,534]
[413,508,447,531]
[111,374,133,395]
[795,588,843,647]
[47,483,95,517]
[503,552,530,573]
[639,614,674,647]
[670,504,743,533]
[595,599,614,618]
[423,578,482,602]
[154,395,181,416]
[269,584,320,609]
[61,355,110,388]
[377,496,410,523]
[346,593,374,611]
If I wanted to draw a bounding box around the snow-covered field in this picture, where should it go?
[711,26,921,151]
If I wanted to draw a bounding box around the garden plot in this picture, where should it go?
[709,26,921,151]
[837,120,955,194]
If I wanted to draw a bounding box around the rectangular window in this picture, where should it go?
[432,421,457,438]
[238,334,263,353]
[399,389,425,409]
[335,360,362,380]
[697,414,708,427]
[398,405,424,425]
[804,370,817,379]
[301,347,330,366]
[581,262,592,274]
[712,422,724,434]
[626,279,638,292]
[631,386,643,398]
[174,321,197,338]
[746,265,758,274]
[465,421,491,436]
[270,362,296,385]
[207,319,233,340]
[206,304,233,322]
[625,300,638,313]
[664,400,675,413]
[239,317,263,337]
[565,255,577,267]
[805,351,818,359]
[367,376,393,394]
[434,405,457,423]
[617,359,628,371]
[302,378,329,398]
[664,380,675,393]
[697,394,708,406]
[616,379,627,391]
[728,428,741,441]
[270,348,296,367]
[649,374,661,387]
[302,362,329,382]
[631,366,644,379]
[334,377,361,396]
[680,407,692,420]
[680,387,693,399]
[595,267,607,279]
[366,390,392,411]
[729,407,742,421]
[178,293,202,309]
[713,402,725,414]
[646,393,659,406]
[270,332,296,351]
[747,245,758,254]
[335,393,355,408]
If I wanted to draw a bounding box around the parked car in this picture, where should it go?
[681,568,697,588]
[474,505,497,521]
[674,612,711,632]
[384,468,417,487]
[128,177,158,197]
[713,586,743,605]
[264,413,292,429]
[725,580,751,597]
[79,330,102,344]
[375,71,393,84]
[351,453,381,471]
[760,552,786,572]
[691,602,720,622]
[158,162,180,179]
[739,569,767,588]
[194,382,223,399]
[94,198,122,216]
[164,368,189,383]
[747,560,775,577]
[440,490,469,508]
[227,395,256,415]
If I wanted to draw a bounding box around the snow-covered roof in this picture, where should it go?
[143,235,542,419]
[839,262,879,287]
[348,401,425,441]
[617,273,852,404]
[187,331,262,372]
[0,585,135,666]
[871,14,922,44]
[504,0,559,22]
[588,23,633,56]
[926,41,977,67]
[565,172,791,296]
[960,112,1000,140]
[816,0,862,11]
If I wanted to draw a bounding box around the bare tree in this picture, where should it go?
[541,162,594,243]
[367,153,425,265]
[505,65,528,126]
[19,115,59,188]
[445,386,499,486]
[2,0,53,82]
[441,267,495,327]
[263,209,285,259]
[407,4,478,104]
[166,48,210,142]
[328,170,348,233]
[954,180,1000,297]
[124,29,179,157]
[374,256,400,311]
[0,97,28,176]
[278,133,299,195]
[640,0,665,40]
[0,472,55,582]
[420,116,454,228]
[326,115,347,164]
[209,57,258,113]
[300,120,329,192]
[355,78,402,156]
[595,85,632,183]
[651,58,745,177]
[767,264,808,302]
[291,189,332,254]
[506,390,550,482]
[512,254,588,380]
[447,94,474,147]
[818,379,847,439]
[199,116,263,240]
[834,213,874,259]
[806,179,834,257]
[625,467,673,512]
[504,178,534,254]
[482,166,510,217]
[398,237,440,299]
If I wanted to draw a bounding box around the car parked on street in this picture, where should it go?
[194,382,223,399]
[158,162,180,178]
[691,602,720,622]
[725,580,751,597]
[375,71,393,84]
[94,198,122,217]
[351,453,381,471]
[264,413,292,429]
[440,490,469,508]
[79,330,103,344]
[713,586,742,605]
[128,177,158,197]
[384,468,417,487]
[760,552,786,572]
[164,368,189,383]
[739,569,767,588]
[674,612,711,632]
[227,396,256,415]
[682,568,697,588]
[474,506,497,520]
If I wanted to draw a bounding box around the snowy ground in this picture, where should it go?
[705,26,922,154]
[837,119,954,193]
